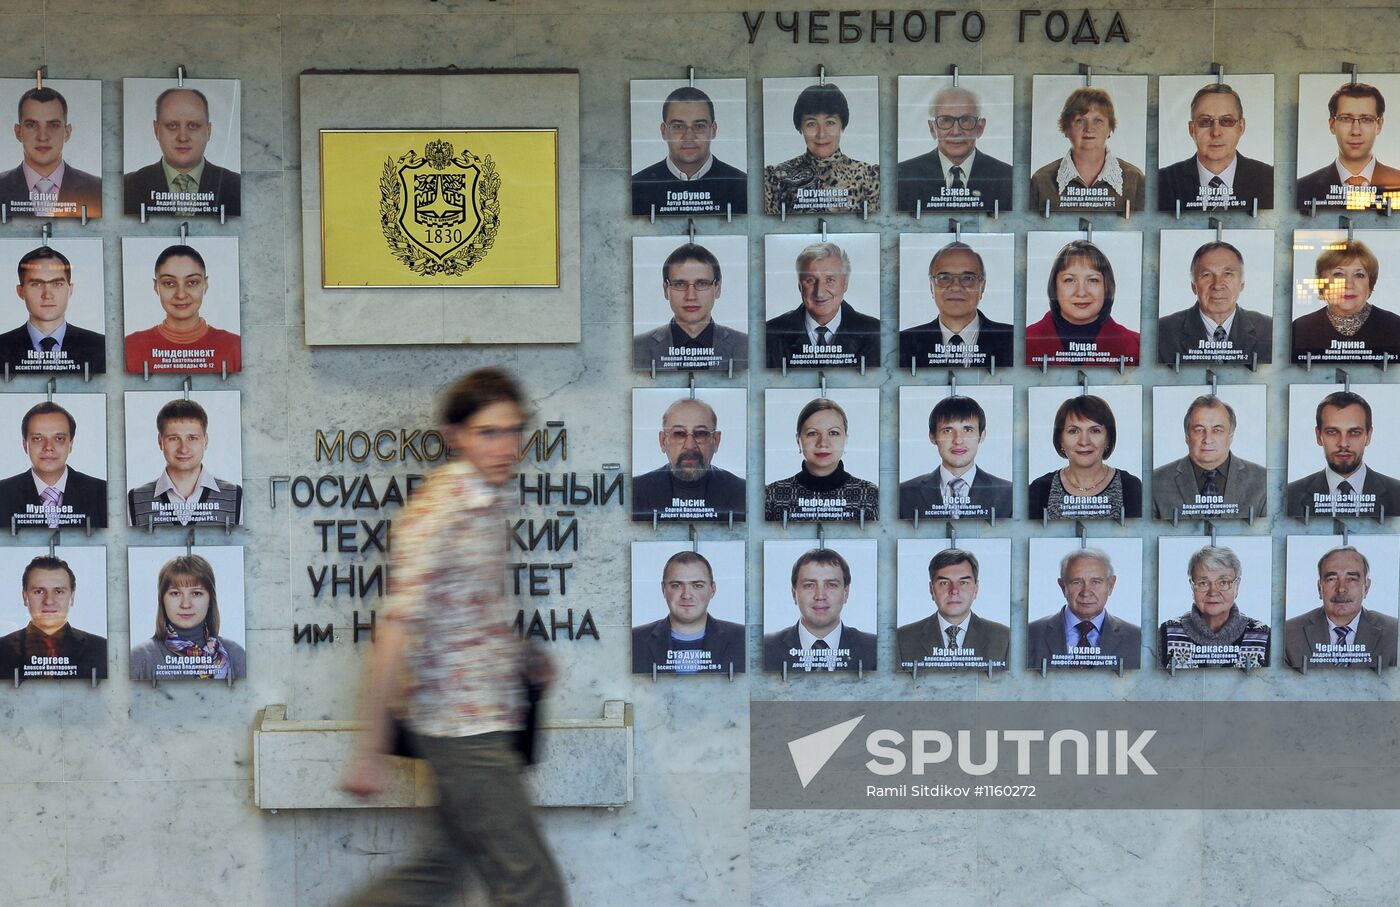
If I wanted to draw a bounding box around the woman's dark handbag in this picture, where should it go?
[387,676,541,764]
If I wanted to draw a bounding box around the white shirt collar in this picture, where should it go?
[935,611,972,647]
[1325,609,1363,640]
[153,466,223,525]
[938,463,979,496]
[804,307,843,345]
[21,160,66,192]
[1055,149,1125,195]
[796,621,843,671]
[1196,155,1239,188]
[1324,463,1368,495]
[665,156,714,182]
[1336,157,1378,183]
[938,313,981,347]
[30,467,69,496]
[1198,306,1237,335]
[938,149,977,186]
[26,321,67,347]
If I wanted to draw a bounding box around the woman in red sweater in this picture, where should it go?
[125,243,240,374]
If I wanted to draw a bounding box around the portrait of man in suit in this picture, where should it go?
[0,555,106,680]
[0,245,105,375]
[632,550,745,674]
[0,87,101,219]
[0,402,106,530]
[897,547,1009,671]
[631,85,746,217]
[1286,390,1400,518]
[763,547,875,673]
[896,85,1012,214]
[631,397,745,522]
[632,242,746,371]
[764,240,879,370]
[898,394,1012,522]
[1152,395,1266,521]
[1297,82,1400,209]
[1027,547,1141,669]
[1157,241,1271,366]
[1158,83,1273,212]
[898,241,1013,370]
[128,398,243,529]
[123,87,240,217]
[1285,545,1399,670]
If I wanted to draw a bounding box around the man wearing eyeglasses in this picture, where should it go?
[898,241,1012,369]
[1152,395,1266,523]
[0,87,102,219]
[631,85,747,217]
[1158,83,1273,212]
[897,548,1009,671]
[1285,545,1398,670]
[896,86,1012,214]
[632,397,745,522]
[0,246,105,375]
[632,242,747,371]
[1297,82,1400,209]
[765,240,879,369]
[1159,545,1270,669]
[1156,241,1272,367]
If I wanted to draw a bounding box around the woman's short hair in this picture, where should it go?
[440,367,526,428]
[1314,240,1379,287]
[796,397,847,435]
[1052,394,1117,460]
[1187,545,1242,579]
[792,83,850,130]
[154,554,220,639]
[1046,240,1116,317]
[1058,87,1117,136]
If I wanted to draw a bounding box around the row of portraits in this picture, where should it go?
[0,390,243,532]
[632,383,1400,524]
[0,237,241,375]
[630,535,1400,674]
[633,229,1400,372]
[0,77,241,219]
[0,545,245,682]
[631,73,1400,215]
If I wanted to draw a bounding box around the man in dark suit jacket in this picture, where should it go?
[0,400,106,529]
[1157,83,1274,212]
[123,87,240,216]
[1027,547,1141,669]
[1152,395,1267,521]
[631,85,746,217]
[0,554,107,680]
[1297,82,1400,210]
[1285,545,1399,670]
[0,86,102,218]
[896,85,1012,214]
[898,548,1010,670]
[899,241,1012,370]
[632,241,747,371]
[762,547,876,672]
[899,393,1011,521]
[1159,241,1271,368]
[631,550,745,674]
[1285,390,1400,518]
[765,240,879,369]
[0,245,106,375]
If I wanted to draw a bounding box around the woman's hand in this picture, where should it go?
[340,749,388,799]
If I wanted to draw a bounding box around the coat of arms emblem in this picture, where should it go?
[380,140,500,276]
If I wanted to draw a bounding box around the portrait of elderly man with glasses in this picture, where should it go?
[631,85,746,217]
[898,240,1012,370]
[764,239,880,370]
[896,85,1012,214]
[1159,545,1270,669]
[1158,83,1274,212]
[631,396,745,523]
[633,242,746,372]
[1298,82,1400,209]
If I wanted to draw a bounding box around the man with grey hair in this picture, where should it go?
[1027,546,1141,669]
[631,396,745,522]
[897,547,1009,670]
[1159,545,1270,668]
[764,240,880,369]
[1285,544,1399,669]
[1152,394,1267,521]
[1158,83,1274,212]
[896,85,1012,214]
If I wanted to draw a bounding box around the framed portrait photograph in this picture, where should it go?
[1157,228,1275,367]
[122,236,241,376]
[1025,230,1142,368]
[1285,382,1400,520]
[763,388,878,523]
[1027,536,1143,671]
[1026,384,1143,522]
[0,392,107,531]
[630,539,745,675]
[895,537,1011,672]
[632,234,748,373]
[1284,534,1399,671]
[1150,383,1268,522]
[124,390,243,529]
[0,546,107,681]
[1157,75,1275,213]
[0,78,102,219]
[629,78,747,218]
[897,384,1013,522]
[762,75,879,216]
[895,75,1013,215]
[631,387,746,523]
[127,544,246,681]
[1290,229,1400,365]
[122,77,241,218]
[763,231,879,371]
[1296,73,1400,211]
[1157,535,1272,670]
[762,538,877,673]
[1028,74,1147,213]
[0,238,105,376]
[897,231,1014,370]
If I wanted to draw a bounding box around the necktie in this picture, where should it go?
[948,477,968,499]
[1207,175,1226,210]
[1212,325,1227,342]
[945,626,960,649]
[1346,176,1370,187]
[40,485,61,529]
[1202,469,1219,495]
[811,639,829,650]
[949,166,965,190]
[811,637,830,669]
[1075,620,1094,648]
[1334,626,1351,646]
[948,334,964,347]
[815,326,830,345]
[33,177,55,216]
[173,173,198,194]
[1338,480,1355,496]
[39,336,57,353]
